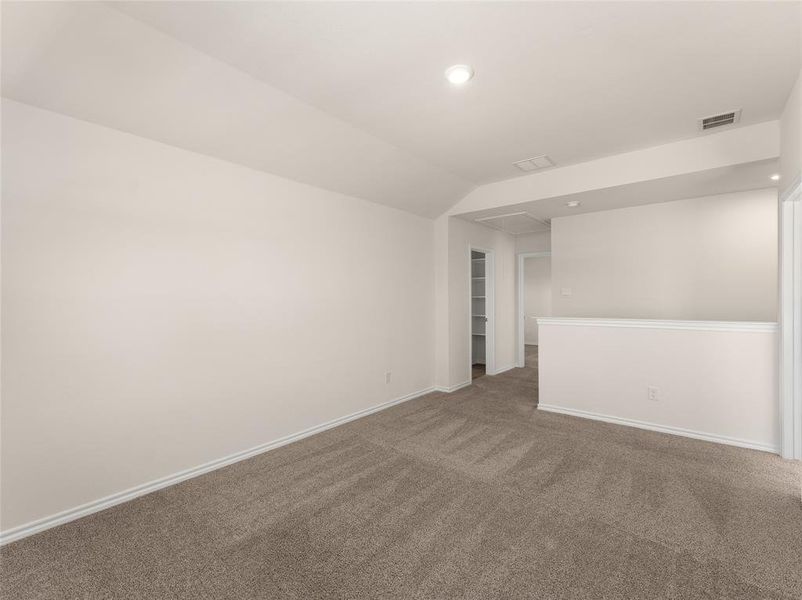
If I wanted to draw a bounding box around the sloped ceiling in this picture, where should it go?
[2,1,800,218]
[1,1,473,218]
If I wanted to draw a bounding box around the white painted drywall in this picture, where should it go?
[523,257,552,345]
[1,99,435,532]
[515,231,551,254]
[550,189,778,321]
[433,215,451,389]
[780,68,802,195]
[537,320,779,451]
[778,70,802,460]
[449,121,780,215]
[444,218,516,386]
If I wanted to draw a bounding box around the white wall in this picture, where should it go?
[515,231,551,254]
[780,68,802,195]
[443,218,516,386]
[778,67,802,460]
[537,320,779,452]
[1,100,435,532]
[433,215,451,389]
[550,189,778,321]
[523,257,552,345]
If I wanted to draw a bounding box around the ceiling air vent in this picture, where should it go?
[698,109,741,131]
[513,155,554,172]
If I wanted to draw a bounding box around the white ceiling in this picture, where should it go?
[2,1,800,218]
[113,1,800,183]
[458,158,781,229]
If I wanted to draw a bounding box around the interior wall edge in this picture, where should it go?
[434,380,472,393]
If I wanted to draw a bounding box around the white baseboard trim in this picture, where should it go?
[435,380,472,393]
[490,364,516,375]
[0,386,435,546]
[537,403,780,454]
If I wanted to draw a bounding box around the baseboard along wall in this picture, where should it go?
[435,380,472,393]
[0,386,436,546]
[537,403,780,454]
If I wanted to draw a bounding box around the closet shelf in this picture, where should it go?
[472,295,486,299]
[472,276,486,279]
[472,332,486,336]
[472,314,487,318]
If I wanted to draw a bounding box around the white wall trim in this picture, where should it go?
[517,251,551,367]
[780,174,801,204]
[0,385,435,546]
[779,176,802,460]
[537,317,778,333]
[435,380,472,393]
[537,403,780,454]
[489,364,516,376]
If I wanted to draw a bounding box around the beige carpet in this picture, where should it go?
[2,346,801,599]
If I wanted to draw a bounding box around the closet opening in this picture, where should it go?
[470,248,495,380]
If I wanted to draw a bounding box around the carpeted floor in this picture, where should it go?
[2,345,801,599]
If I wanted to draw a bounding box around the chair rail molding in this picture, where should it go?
[779,176,801,460]
[536,317,778,333]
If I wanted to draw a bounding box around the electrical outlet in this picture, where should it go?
[560,287,572,296]
[647,386,659,401]
[385,372,392,384]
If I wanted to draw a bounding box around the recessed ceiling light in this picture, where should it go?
[770,174,781,181]
[445,64,474,85]
[565,200,581,208]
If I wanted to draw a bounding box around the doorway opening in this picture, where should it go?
[470,248,494,379]
[517,252,552,369]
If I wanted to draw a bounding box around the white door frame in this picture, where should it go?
[517,252,551,368]
[779,177,801,460]
[469,246,495,378]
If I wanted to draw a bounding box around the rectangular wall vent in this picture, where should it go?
[513,155,554,172]
[698,109,741,131]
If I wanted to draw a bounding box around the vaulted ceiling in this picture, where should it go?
[3,1,800,217]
